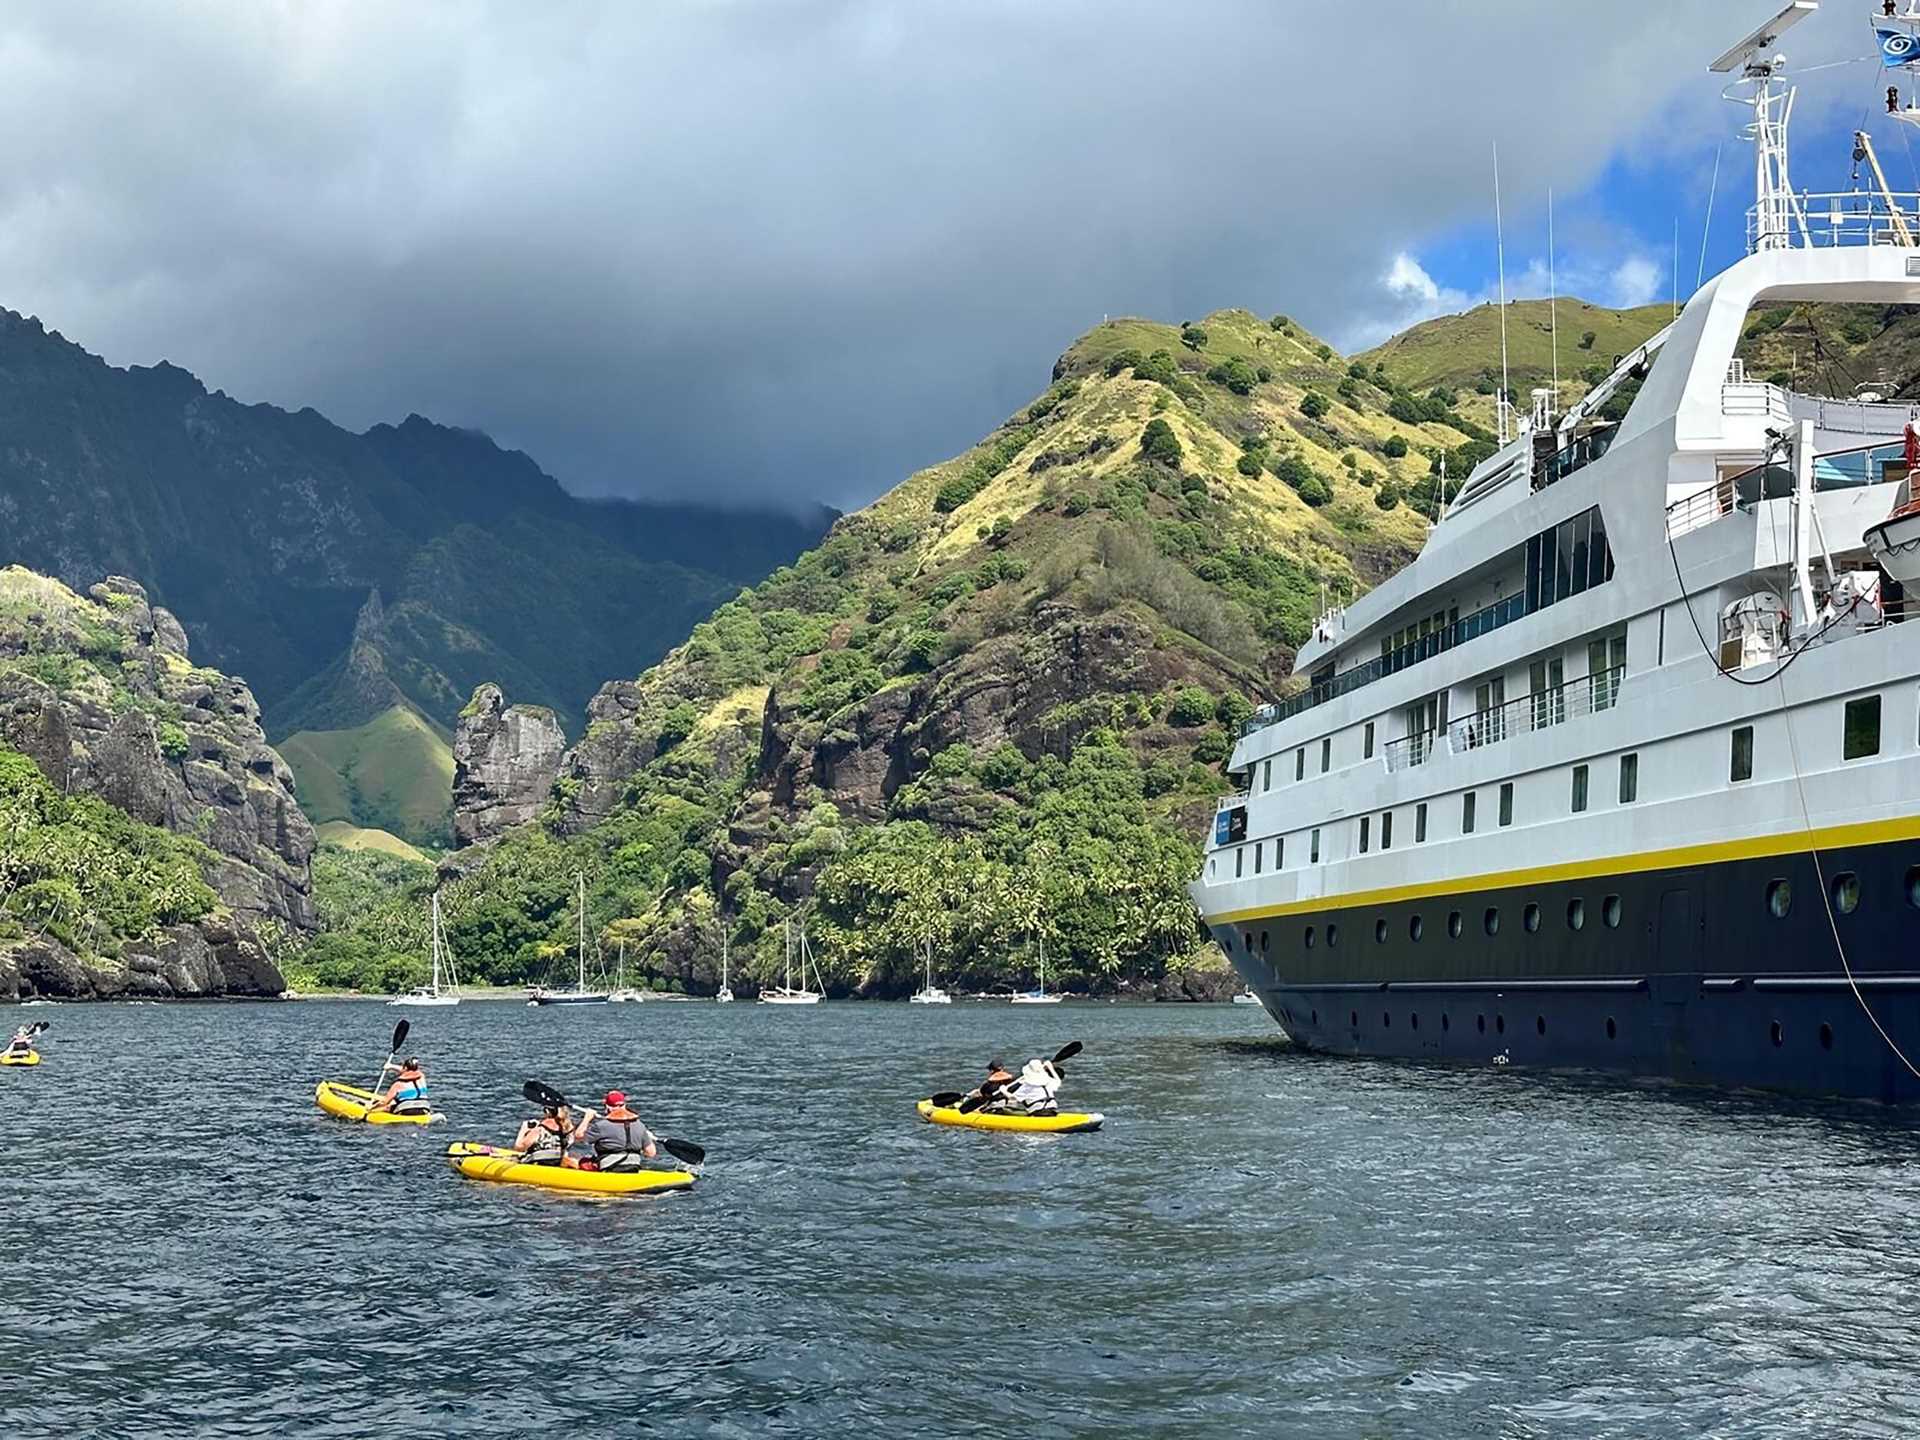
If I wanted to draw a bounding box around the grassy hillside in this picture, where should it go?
[411,308,1487,999]
[313,821,428,863]
[278,705,454,850]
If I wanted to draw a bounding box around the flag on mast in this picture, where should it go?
[1878,28,1920,66]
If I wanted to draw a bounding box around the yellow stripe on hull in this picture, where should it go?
[915,1099,1104,1133]
[1210,814,1920,925]
[314,1080,444,1126]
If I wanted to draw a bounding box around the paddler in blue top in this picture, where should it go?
[369,1057,431,1116]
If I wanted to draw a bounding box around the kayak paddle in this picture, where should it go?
[365,1018,408,1117]
[929,1091,966,1107]
[956,1042,1084,1114]
[523,1078,703,1166]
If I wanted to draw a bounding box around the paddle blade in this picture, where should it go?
[659,1137,705,1166]
[1051,1041,1082,1066]
[523,1078,568,1110]
[929,1091,965,1107]
[29,1022,49,1036]
[390,1019,410,1054]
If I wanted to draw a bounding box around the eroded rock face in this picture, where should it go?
[451,683,566,847]
[0,571,316,933]
[0,916,283,1001]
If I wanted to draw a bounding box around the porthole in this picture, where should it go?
[1310,1009,1319,1025]
[1831,872,1859,916]
[1605,1016,1617,1040]
[1441,1013,1450,1032]
[1350,1010,1359,1028]
[1908,865,1920,909]
[1375,918,1388,944]
[1495,1014,1506,1035]
[1447,910,1463,939]
[1223,934,1235,953]
[1305,925,1317,949]
[1483,907,1500,937]
[1327,922,1340,948]
[1382,1011,1391,1029]
[1411,1012,1419,1031]
[1409,914,1424,941]
[1523,903,1540,933]
[1602,894,1622,929]
[1260,930,1270,952]
[1766,879,1792,919]
[1770,1020,1784,1048]
[1476,1014,1486,1034]
[1535,1015,1546,1036]
[1820,1022,1834,1051]
[1567,898,1585,931]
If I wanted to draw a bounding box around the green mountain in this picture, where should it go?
[399,308,1487,999]
[277,705,455,850]
[0,306,834,800]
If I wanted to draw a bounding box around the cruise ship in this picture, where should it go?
[1192,2,1920,1102]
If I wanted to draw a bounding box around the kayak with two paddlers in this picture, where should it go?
[446,1079,704,1196]
[919,1041,1104,1133]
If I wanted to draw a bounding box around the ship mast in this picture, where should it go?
[1710,1,1817,252]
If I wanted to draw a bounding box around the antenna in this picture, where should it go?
[1710,1,1816,252]
[1672,216,1679,318]
[1548,188,1558,406]
[1697,141,1722,289]
[1493,142,1511,444]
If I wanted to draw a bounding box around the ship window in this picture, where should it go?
[1498,782,1514,827]
[1767,878,1792,919]
[1441,1012,1450,1032]
[1382,1011,1391,1029]
[1305,925,1316,949]
[1409,914,1424,941]
[1364,721,1375,759]
[1415,802,1428,843]
[1311,1009,1318,1025]
[1602,894,1622,928]
[1555,517,1576,603]
[1495,1014,1506,1034]
[1260,930,1269,952]
[1359,816,1371,854]
[1320,737,1330,773]
[1375,918,1388,943]
[1832,872,1860,915]
[1463,791,1477,834]
[1296,748,1305,781]
[1477,1014,1486,1033]
[1253,842,1263,875]
[1844,694,1882,760]
[1605,1016,1617,1040]
[1327,923,1340,947]
[1411,1012,1419,1031]
[1484,907,1500,937]
[1524,903,1540,933]
[1381,811,1393,850]
[1536,1015,1547,1036]
[1909,865,1920,909]
[1311,828,1321,864]
[1350,1010,1359,1028]
[1448,910,1462,939]
[1235,848,1244,879]
[1619,752,1638,804]
[1568,898,1585,931]
[1207,857,1216,878]
[1820,1022,1834,1050]
[1262,758,1272,793]
[1770,1021,1784,1048]
[1571,764,1589,814]
[1731,725,1754,783]
[1276,836,1284,868]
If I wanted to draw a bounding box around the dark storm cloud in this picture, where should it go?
[0,2,1832,511]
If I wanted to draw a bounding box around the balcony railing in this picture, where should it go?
[1534,425,1619,492]
[1747,192,1920,252]
[1449,666,1623,755]
[1383,728,1438,773]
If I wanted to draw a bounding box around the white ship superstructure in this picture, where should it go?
[1193,3,1920,1100]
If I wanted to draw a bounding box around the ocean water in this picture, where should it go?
[2,999,1917,1438]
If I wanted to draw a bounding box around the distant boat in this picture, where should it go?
[609,940,642,1003]
[530,873,610,1006]
[1232,987,1261,1005]
[909,938,952,1005]
[1010,935,1063,1005]
[760,918,823,1005]
[390,894,460,1007]
[716,920,734,1004]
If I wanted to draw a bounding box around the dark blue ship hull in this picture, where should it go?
[1211,836,1920,1103]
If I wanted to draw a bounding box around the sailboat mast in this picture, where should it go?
[577,873,586,991]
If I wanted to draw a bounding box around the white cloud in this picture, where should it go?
[1607,255,1663,308]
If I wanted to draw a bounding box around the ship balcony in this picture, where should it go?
[1666,437,1915,541]
[1448,664,1623,758]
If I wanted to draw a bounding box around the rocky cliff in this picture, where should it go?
[0,568,315,934]
[451,683,566,847]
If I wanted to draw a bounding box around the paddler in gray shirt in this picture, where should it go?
[576,1089,658,1171]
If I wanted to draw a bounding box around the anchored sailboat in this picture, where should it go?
[759,918,824,1005]
[715,918,735,1003]
[909,937,952,1004]
[390,893,460,1007]
[609,939,642,1003]
[1010,934,1063,1004]
[529,873,610,1006]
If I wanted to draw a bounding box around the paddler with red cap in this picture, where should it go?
[574,1089,659,1172]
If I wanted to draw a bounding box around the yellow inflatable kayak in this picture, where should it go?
[314,1080,444,1125]
[916,1099,1104,1133]
[445,1142,695,1195]
[0,1051,40,1067]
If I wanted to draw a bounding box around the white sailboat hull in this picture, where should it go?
[715,988,735,1003]
[1010,992,1063,1005]
[759,990,822,1005]
[388,993,459,1008]
[909,989,953,1005]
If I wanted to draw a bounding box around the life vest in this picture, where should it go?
[591,1109,651,1158]
[522,1113,569,1164]
[1008,1060,1062,1113]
